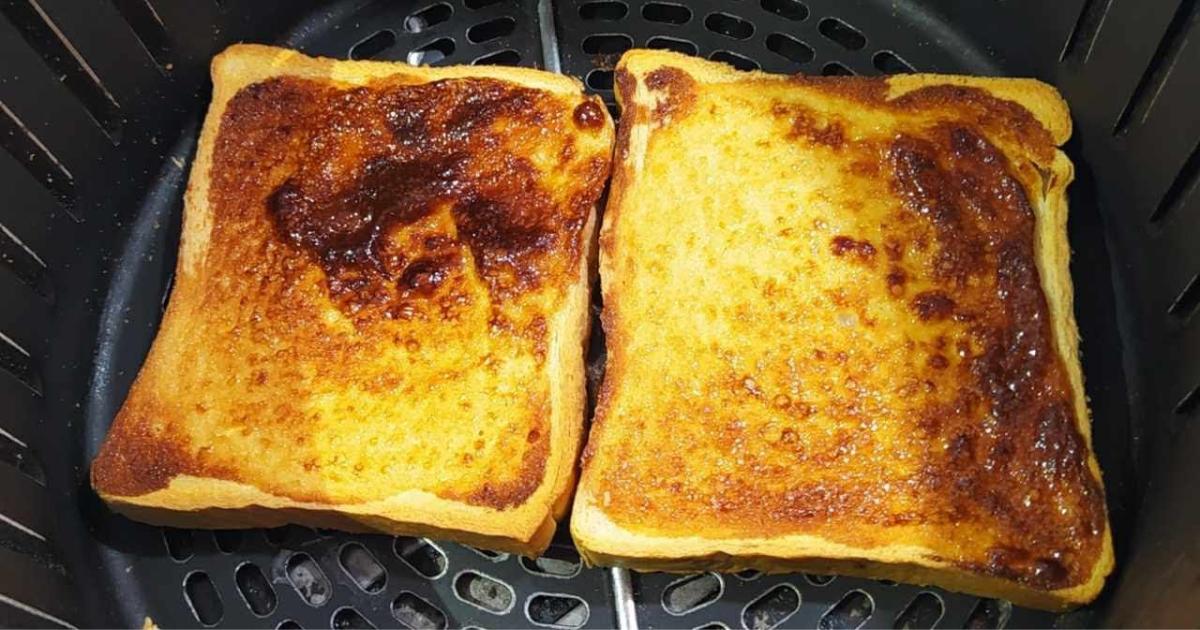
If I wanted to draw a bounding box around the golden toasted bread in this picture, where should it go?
[572,49,1112,610]
[90,44,613,555]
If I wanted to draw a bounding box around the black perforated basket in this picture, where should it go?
[0,0,1196,628]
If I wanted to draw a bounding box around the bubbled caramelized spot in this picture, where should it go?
[573,100,605,129]
[644,66,697,121]
[830,235,877,262]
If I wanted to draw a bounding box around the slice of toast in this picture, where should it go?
[91,44,613,555]
[573,49,1112,609]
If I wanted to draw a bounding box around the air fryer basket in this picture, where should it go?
[0,0,1195,627]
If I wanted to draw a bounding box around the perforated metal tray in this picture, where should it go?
[1,0,1198,628]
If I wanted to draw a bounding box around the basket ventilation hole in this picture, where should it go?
[805,573,835,585]
[1168,273,1200,320]
[109,0,173,67]
[1151,141,1200,223]
[286,552,333,607]
[465,544,509,561]
[264,526,289,546]
[296,525,324,540]
[0,517,50,567]
[235,563,277,616]
[527,593,589,629]
[876,579,899,587]
[696,624,729,630]
[821,61,855,76]
[183,571,223,626]
[464,0,503,8]
[582,33,634,55]
[0,431,46,485]
[392,592,447,630]
[408,38,456,66]
[520,546,582,578]
[454,571,515,613]
[646,36,698,55]
[1060,0,1109,62]
[710,50,760,71]
[818,17,867,50]
[0,102,76,214]
[473,49,521,65]
[0,334,38,395]
[1177,382,1200,416]
[586,69,614,90]
[264,525,320,548]
[162,528,194,562]
[893,592,944,629]
[405,3,453,33]
[873,50,915,74]
[350,31,396,60]
[1111,0,1197,135]
[579,1,628,20]
[964,598,1012,629]
[213,529,242,553]
[276,621,302,630]
[0,0,121,137]
[332,607,376,630]
[339,542,387,593]
[300,527,325,541]
[735,569,762,581]
[819,590,874,630]
[394,537,447,578]
[642,2,691,24]
[761,0,808,21]
[765,33,814,64]
[467,16,516,43]
[743,584,801,630]
[705,12,754,40]
[663,573,722,615]
[1172,383,1200,440]
[0,221,51,299]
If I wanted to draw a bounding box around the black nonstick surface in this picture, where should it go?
[1,0,1197,628]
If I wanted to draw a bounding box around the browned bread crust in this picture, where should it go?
[573,49,1111,609]
[91,44,614,555]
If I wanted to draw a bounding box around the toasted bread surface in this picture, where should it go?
[91,44,613,554]
[573,50,1111,608]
